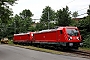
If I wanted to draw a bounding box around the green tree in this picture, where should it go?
[40,6,56,29]
[56,6,71,26]
[40,6,56,22]
[36,22,47,31]
[77,16,90,33]
[19,9,33,32]
[87,5,90,16]
[11,9,33,34]
[72,11,78,18]
[28,26,36,32]
[13,14,22,33]
[13,14,32,33]
[70,19,78,26]
[75,16,90,48]
[4,18,14,39]
[0,17,15,39]
[83,34,90,48]
[0,0,17,23]
[0,0,17,39]
[20,9,33,19]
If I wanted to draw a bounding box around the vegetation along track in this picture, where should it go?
[8,43,90,59]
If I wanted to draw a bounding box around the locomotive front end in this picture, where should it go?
[65,27,83,49]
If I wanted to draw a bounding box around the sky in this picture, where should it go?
[10,0,90,21]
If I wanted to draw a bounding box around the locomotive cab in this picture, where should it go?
[66,28,81,42]
[57,27,83,49]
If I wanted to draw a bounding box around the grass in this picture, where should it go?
[14,45,64,55]
[79,47,90,51]
[8,41,90,55]
[7,41,64,55]
[8,40,13,45]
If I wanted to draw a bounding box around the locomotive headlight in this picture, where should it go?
[68,37,72,40]
[69,43,73,46]
[80,43,83,46]
[70,37,72,39]
[77,37,79,40]
[31,34,33,36]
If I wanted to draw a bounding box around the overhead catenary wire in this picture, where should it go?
[32,0,89,19]
[71,7,88,14]
[76,7,88,12]
[32,0,76,20]
[71,7,89,17]
[66,0,76,5]
[71,7,88,13]
[77,13,87,17]
[58,0,88,17]
[63,0,89,17]
[61,0,76,8]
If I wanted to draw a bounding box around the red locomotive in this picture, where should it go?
[13,32,33,44]
[13,26,83,49]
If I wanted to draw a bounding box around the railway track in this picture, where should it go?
[33,45,90,59]
[26,44,90,59]
[65,49,90,59]
[37,46,90,59]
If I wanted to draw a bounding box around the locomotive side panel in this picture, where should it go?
[33,31,57,42]
[14,34,28,42]
[57,30,65,42]
[43,31,57,42]
[13,32,33,43]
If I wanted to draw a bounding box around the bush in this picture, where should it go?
[8,40,13,44]
[82,34,90,48]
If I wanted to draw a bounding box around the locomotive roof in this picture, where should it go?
[14,26,78,35]
[35,26,78,33]
[14,32,31,36]
[57,26,77,30]
[34,29,57,33]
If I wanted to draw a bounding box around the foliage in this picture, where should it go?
[38,6,56,30]
[77,16,90,33]
[8,40,13,44]
[36,21,56,31]
[0,0,17,39]
[40,6,56,22]
[87,5,90,16]
[19,9,33,33]
[0,0,17,23]
[49,23,56,29]
[0,9,34,39]
[56,6,71,26]
[0,17,15,39]
[70,5,90,48]
[72,11,78,18]
[36,22,47,31]
[0,0,17,5]
[83,34,90,48]
[13,14,22,33]
[70,19,78,26]
[20,9,33,19]
[75,16,90,48]
[28,26,36,32]
[12,9,33,33]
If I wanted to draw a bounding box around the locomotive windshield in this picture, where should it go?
[66,29,79,36]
